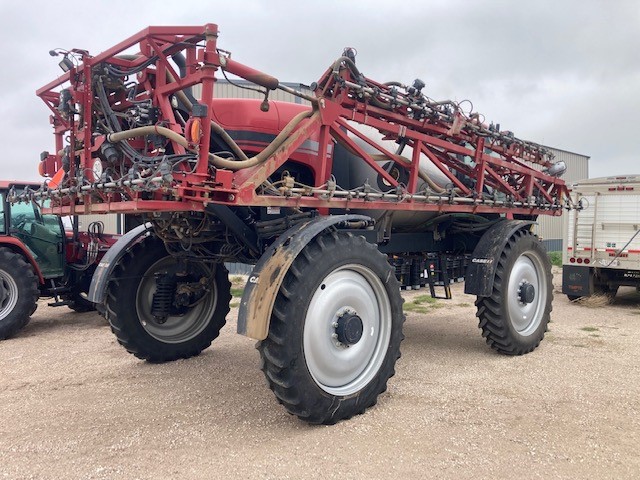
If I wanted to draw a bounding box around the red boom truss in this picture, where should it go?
[32,24,569,218]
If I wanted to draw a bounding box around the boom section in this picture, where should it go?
[30,24,567,217]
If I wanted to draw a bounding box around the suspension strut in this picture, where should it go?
[150,273,178,323]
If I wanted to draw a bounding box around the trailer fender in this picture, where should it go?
[464,220,536,297]
[238,214,373,340]
[87,223,152,305]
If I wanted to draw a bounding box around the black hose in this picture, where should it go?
[171,52,198,106]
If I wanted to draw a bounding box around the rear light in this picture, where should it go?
[577,258,583,264]
[569,257,576,263]
[584,258,590,264]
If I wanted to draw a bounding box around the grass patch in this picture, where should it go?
[231,276,246,286]
[580,326,599,332]
[231,287,244,297]
[403,294,440,314]
[456,303,471,307]
[548,251,562,267]
[230,302,239,308]
[403,303,429,314]
[413,295,437,305]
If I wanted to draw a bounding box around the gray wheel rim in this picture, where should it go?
[136,258,217,344]
[507,251,548,336]
[303,264,391,396]
[0,269,19,321]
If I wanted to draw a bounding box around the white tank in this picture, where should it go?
[332,123,468,230]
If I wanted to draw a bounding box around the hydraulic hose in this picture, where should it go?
[106,109,318,171]
[207,109,317,170]
[332,56,361,78]
[166,72,250,162]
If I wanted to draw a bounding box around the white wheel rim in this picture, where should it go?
[507,251,548,336]
[0,269,19,321]
[303,264,391,396]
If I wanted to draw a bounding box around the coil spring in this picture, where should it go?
[150,274,177,323]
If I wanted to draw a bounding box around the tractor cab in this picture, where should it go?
[0,182,65,279]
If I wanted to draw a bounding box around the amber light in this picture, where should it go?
[187,118,202,143]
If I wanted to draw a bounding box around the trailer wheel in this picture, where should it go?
[475,230,552,355]
[105,238,231,362]
[0,248,39,340]
[257,232,404,424]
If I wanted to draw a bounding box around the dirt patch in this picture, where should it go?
[1,270,639,479]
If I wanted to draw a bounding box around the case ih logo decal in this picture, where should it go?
[472,258,493,264]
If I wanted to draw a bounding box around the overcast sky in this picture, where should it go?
[0,0,637,181]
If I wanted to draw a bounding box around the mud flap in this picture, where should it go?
[464,220,536,297]
[561,265,593,297]
[237,214,372,340]
[87,223,152,305]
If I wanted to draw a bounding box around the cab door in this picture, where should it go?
[9,200,65,279]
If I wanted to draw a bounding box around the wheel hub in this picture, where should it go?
[518,282,536,304]
[335,311,364,345]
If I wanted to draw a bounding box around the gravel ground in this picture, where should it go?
[1,267,639,479]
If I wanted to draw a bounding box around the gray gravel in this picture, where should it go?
[1,267,639,479]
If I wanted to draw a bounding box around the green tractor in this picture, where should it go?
[0,181,116,339]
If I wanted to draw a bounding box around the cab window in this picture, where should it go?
[9,200,39,233]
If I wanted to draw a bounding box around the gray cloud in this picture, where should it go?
[0,0,637,180]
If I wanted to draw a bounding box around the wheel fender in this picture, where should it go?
[0,237,45,283]
[464,220,536,297]
[238,214,373,340]
[87,223,152,305]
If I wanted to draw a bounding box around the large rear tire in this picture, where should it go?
[475,229,552,355]
[0,248,39,340]
[258,231,405,424]
[105,237,231,362]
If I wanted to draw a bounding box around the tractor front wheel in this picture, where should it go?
[0,248,39,340]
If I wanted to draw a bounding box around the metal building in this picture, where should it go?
[533,147,589,252]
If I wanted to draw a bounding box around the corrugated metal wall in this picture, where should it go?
[194,80,313,105]
[532,147,589,251]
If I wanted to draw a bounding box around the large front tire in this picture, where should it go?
[258,231,405,424]
[0,248,39,340]
[105,238,231,362]
[475,229,552,355]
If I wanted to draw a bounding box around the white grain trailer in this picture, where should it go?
[563,175,640,299]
